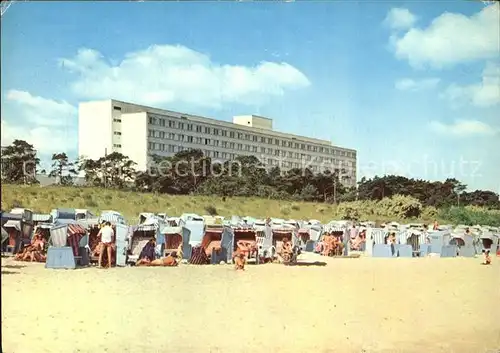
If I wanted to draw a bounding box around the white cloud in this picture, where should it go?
[5,90,77,127]
[395,77,440,91]
[441,61,500,107]
[1,90,77,155]
[389,3,500,68]
[59,44,311,108]
[429,119,499,136]
[384,8,417,30]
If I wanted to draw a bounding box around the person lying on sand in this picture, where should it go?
[149,252,178,267]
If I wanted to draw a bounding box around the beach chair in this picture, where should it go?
[232,228,258,264]
[162,226,192,261]
[272,227,299,264]
[127,239,150,265]
[200,225,234,264]
[440,245,457,258]
[297,228,310,252]
[219,227,234,264]
[46,224,76,269]
[189,245,209,265]
[255,225,274,263]
[115,223,129,267]
[419,244,431,257]
[201,226,223,264]
[126,223,161,265]
[1,227,9,255]
[372,244,392,258]
[459,246,476,257]
[397,244,413,258]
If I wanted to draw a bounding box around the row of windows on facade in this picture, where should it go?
[146,141,356,168]
[144,129,355,159]
[146,145,353,173]
[112,115,354,158]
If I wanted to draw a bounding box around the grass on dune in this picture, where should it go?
[3,184,498,226]
[1,184,339,222]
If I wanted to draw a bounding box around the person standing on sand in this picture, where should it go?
[97,221,114,269]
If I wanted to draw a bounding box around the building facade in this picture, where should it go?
[78,99,357,187]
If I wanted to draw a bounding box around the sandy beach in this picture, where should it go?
[2,254,499,353]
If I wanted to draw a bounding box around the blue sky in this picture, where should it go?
[1,1,499,192]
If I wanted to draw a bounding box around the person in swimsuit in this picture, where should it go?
[387,232,396,256]
[483,250,491,265]
[234,252,246,270]
[321,233,332,256]
[333,235,344,256]
[233,244,247,270]
[97,221,115,268]
[236,240,252,256]
[149,251,178,267]
[15,232,46,262]
[351,230,366,250]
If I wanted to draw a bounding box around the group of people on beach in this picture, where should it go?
[135,237,179,267]
[14,231,47,262]
[314,225,367,256]
[10,216,494,268]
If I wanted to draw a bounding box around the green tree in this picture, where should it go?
[79,152,136,189]
[1,139,40,184]
[49,152,77,185]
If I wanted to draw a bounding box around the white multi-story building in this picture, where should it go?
[78,99,357,187]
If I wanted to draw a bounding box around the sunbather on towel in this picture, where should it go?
[149,252,178,267]
[136,238,156,266]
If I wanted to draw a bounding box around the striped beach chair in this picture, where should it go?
[66,224,87,257]
[371,228,392,257]
[371,229,387,245]
[189,245,209,265]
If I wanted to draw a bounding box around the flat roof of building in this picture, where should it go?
[81,99,356,152]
